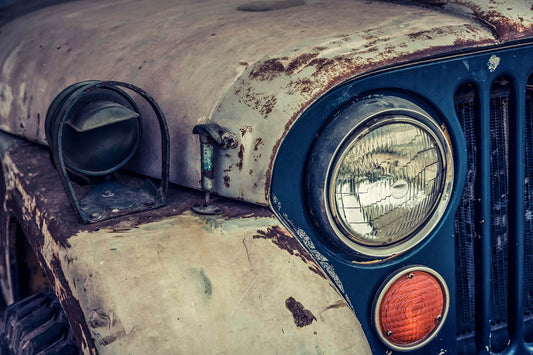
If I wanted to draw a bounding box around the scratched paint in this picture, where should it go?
[0,141,371,354]
[41,213,372,354]
[0,0,523,205]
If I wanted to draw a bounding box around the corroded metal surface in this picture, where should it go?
[446,0,533,41]
[0,0,530,204]
[0,140,370,354]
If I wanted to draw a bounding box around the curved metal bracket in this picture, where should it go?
[48,81,170,224]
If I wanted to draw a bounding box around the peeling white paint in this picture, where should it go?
[488,54,500,72]
[2,144,371,354]
[296,228,316,250]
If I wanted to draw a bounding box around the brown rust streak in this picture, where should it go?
[453,1,533,41]
[253,138,264,151]
[239,125,252,137]
[263,29,495,201]
[248,52,319,82]
[236,144,245,171]
[259,94,277,117]
[323,300,347,311]
[249,58,285,81]
[253,226,326,279]
[238,87,278,119]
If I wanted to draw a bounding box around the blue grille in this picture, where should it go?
[455,80,533,351]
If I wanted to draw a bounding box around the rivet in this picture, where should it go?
[408,273,414,279]
[386,330,392,336]
[90,212,101,219]
[102,190,114,197]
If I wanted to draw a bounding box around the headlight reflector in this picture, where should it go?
[330,117,445,247]
[306,94,453,258]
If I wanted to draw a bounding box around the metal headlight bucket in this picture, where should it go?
[45,80,169,224]
[306,94,454,259]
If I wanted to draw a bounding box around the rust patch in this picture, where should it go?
[253,138,264,151]
[223,175,230,188]
[249,58,285,81]
[236,144,244,171]
[238,86,278,118]
[285,52,319,73]
[248,52,318,82]
[239,125,252,137]
[287,78,314,95]
[285,297,316,327]
[454,1,533,41]
[253,226,327,279]
[308,58,336,74]
[259,95,277,117]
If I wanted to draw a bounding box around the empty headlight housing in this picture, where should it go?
[306,94,453,258]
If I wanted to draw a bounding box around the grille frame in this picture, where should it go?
[271,42,533,354]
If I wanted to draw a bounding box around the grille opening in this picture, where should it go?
[454,75,533,352]
[489,77,511,353]
[454,82,477,338]
[524,73,533,343]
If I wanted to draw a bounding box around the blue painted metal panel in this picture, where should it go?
[271,43,533,354]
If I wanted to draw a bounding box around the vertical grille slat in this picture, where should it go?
[525,88,533,339]
[508,78,526,343]
[455,91,478,335]
[489,86,510,332]
[476,84,493,353]
[455,76,533,352]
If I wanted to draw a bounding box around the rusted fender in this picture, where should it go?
[62,215,370,354]
[1,140,370,354]
[0,0,506,206]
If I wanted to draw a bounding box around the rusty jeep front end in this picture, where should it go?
[1,0,533,354]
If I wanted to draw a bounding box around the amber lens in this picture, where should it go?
[378,270,445,347]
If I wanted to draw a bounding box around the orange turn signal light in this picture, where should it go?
[373,266,449,352]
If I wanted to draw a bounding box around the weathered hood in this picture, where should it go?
[0,0,531,205]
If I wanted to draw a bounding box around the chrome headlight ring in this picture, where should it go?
[306,94,454,259]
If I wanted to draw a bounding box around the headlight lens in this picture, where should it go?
[306,94,453,258]
[330,117,445,247]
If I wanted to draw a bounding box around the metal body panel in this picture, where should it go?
[0,138,370,354]
[271,42,533,354]
[0,0,513,204]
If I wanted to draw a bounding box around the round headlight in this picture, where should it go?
[331,117,444,246]
[307,95,453,258]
